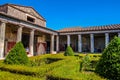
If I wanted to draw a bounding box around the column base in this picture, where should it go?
[27,54,33,57]
[51,51,57,54]
[0,57,5,60]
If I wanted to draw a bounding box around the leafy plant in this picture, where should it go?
[64,46,74,56]
[4,42,30,65]
[95,36,120,80]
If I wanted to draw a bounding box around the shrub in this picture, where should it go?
[64,46,74,56]
[95,36,120,80]
[80,54,91,71]
[4,42,30,65]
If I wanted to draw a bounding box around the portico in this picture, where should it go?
[58,28,120,53]
[0,3,120,59]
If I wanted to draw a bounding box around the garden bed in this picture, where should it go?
[0,53,106,80]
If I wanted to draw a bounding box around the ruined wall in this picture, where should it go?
[5,26,17,54]
[37,35,46,43]
[37,35,46,55]
[5,26,17,42]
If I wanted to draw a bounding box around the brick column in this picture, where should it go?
[105,33,109,47]
[50,34,54,54]
[17,26,23,42]
[67,35,70,46]
[78,34,82,52]
[56,35,59,52]
[29,29,35,56]
[90,34,94,53]
[0,21,6,59]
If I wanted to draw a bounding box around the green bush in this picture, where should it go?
[4,42,30,65]
[0,71,41,80]
[64,46,74,56]
[80,54,91,71]
[95,36,120,80]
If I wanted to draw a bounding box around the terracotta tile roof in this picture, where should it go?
[58,24,120,33]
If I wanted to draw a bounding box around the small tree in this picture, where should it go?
[4,42,30,65]
[64,46,74,56]
[95,36,120,80]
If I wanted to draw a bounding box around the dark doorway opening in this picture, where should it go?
[22,34,30,48]
[46,41,50,53]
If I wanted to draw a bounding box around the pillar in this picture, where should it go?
[67,35,70,46]
[56,35,59,52]
[78,34,82,52]
[90,34,94,53]
[50,34,54,53]
[17,26,23,42]
[29,29,34,56]
[0,21,6,59]
[118,32,120,37]
[105,33,109,47]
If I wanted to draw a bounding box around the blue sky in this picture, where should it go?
[0,0,120,30]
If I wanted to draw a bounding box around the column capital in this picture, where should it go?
[78,34,82,35]
[0,20,7,24]
[90,33,94,36]
[30,29,35,32]
[51,34,55,36]
[18,25,24,28]
[105,33,109,36]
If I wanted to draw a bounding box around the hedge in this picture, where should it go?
[0,53,104,79]
[0,71,42,80]
[47,57,105,80]
[0,54,73,77]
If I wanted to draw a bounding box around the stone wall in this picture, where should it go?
[0,5,7,13]
[7,6,46,27]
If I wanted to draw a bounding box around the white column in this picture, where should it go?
[56,35,59,52]
[118,32,120,37]
[29,29,34,56]
[90,34,94,53]
[105,33,109,47]
[78,34,82,52]
[67,35,70,46]
[17,26,23,42]
[50,34,54,54]
[0,21,6,59]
